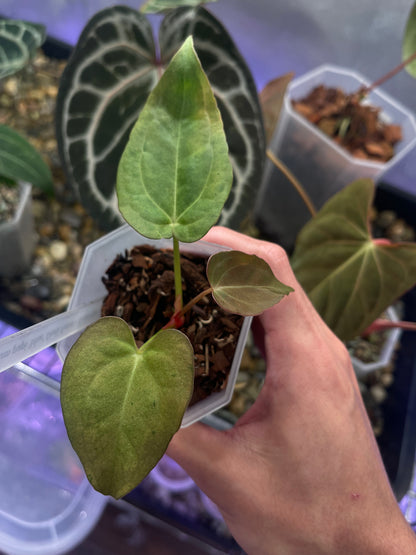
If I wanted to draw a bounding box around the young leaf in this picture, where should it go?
[0,124,54,195]
[207,251,293,315]
[0,19,46,79]
[141,0,216,14]
[117,36,232,243]
[159,7,266,229]
[61,318,194,498]
[291,179,416,341]
[403,1,416,77]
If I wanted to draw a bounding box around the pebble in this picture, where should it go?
[50,240,68,262]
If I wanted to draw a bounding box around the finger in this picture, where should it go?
[167,422,236,499]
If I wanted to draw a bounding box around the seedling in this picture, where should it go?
[60,37,293,499]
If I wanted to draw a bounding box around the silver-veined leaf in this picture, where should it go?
[141,0,216,14]
[0,19,45,79]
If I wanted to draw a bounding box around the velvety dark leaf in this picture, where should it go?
[159,7,266,229]
[259,72,294,145]
[207,250,293,315]
[117,37,232,242]
[0,124,53,194]
[61,317,194,498]
[0,19,45,79]
[403,1,416,77]
[56,6,265,231]
[291,179,416,341]
[56,6,158,230]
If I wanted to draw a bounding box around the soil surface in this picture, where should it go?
[292,85,403,162]
[101,245,244,406]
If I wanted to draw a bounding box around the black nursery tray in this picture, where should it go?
[372,183,416,500]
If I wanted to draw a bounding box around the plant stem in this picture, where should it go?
[363,49,416,95]
[266,149,317,217]
[362,318,416,336]
[162,287,213,330]
[173,236,183,312]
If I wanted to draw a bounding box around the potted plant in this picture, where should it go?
[0,18,54,277]
[58,37,293,500]
[255,1,416,252]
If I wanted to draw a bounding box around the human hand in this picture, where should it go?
[167,227,416,555]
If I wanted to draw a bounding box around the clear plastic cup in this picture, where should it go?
[56,225,252,427]
[255,65,416,251]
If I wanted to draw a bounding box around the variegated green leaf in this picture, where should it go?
[56,6,158,229]
[291,179,416,341]
[56,6,265,231]
[0,18,45,79]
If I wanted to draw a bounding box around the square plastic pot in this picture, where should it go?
[255,65,416,251]
[56,225,252,427]
[350,306,402,379]
[0,362,107,555]
[0,182,36,278]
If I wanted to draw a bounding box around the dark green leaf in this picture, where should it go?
[0,124,53,194]
[117,36,232,242]
[56,6,158,230]
[291,179,416,341]
[141,0,216,14]
[0,19,45,79]
[61,318,194,498]
[403,1,416,77]
[56,6,265,231]
[207,250,293,315]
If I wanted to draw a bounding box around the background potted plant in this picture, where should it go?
[0,18,54,277]
[255,0,416,252]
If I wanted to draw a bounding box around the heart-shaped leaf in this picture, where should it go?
[291,179,416,341]
[141,0,217,14]
[61,317,194,498]
[0,124,53,194]
[403,1,416,77]
[207,250,294,315]
[0,19,46,79]
[117,36,232,242]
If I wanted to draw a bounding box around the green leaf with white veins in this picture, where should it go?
[0,19,46,79]
[60,317,194,498]
[117,36,232,242]
[207,251,294,315]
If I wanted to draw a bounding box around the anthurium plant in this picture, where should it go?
[60,37,292,499]
[0,18,53,196]
[56,2,265,230]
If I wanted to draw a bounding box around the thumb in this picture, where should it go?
[167,422,237,499]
